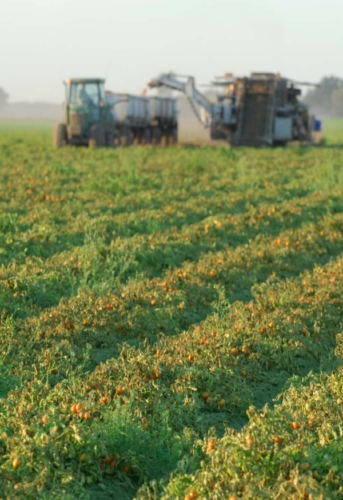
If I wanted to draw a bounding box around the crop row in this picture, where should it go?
[1,133,343,498]
[1,250,342,498]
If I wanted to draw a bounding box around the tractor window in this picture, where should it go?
[70,83,100,107]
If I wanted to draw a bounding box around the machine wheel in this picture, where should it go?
[113,135,120,147]
[120,130,133,146]
[89,124,105,148]
[172,127,178,145]
[53,123,67,148]
[167,128,177,146]
[133,131,140,146]
[151,128,162,145]
[161,133,168,147]
[126,130,134,146]
[105,132,115,147]
[140,129,150,146]
[273,140,288,147]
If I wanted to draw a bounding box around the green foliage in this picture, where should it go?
[0,129,343,499]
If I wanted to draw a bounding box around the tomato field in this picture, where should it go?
[1,121,343,499]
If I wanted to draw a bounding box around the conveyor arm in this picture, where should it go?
[148,73,214,118]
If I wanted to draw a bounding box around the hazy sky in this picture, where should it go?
[1,0,342,102]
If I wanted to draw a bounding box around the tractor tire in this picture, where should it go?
[89,124,105,148]
[53,123,67,148]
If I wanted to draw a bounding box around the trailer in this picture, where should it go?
[105,92,178,146]
[106,92,150,145]
[148,96,178,145]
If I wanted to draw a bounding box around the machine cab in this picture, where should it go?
[66,79,105,108]
[63,78,107,142]
[64,79,106,127]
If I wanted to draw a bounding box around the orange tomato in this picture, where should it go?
[12,458,21,468]
[275,436,282,445]
[189,492,199,499]
[208,439,215,451]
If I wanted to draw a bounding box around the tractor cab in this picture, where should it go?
[64,79,106,144]
[54,78,114,147]
[66,79,105,122]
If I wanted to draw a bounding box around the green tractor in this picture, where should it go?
[53,78,115,147]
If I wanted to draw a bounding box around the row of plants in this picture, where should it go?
[0,130,343,498]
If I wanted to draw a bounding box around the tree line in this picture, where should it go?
[303,76,343,117]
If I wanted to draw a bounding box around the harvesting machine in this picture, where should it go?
[148,72,321,146]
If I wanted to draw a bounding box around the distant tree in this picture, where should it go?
[331,88,343,117]
[304,76,343,117]
[0,87,9,108]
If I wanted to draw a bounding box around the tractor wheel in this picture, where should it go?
[89,124,105,148]
[53,123,67,148]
